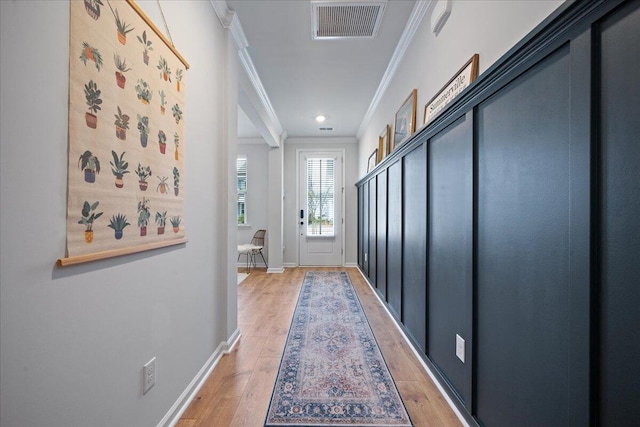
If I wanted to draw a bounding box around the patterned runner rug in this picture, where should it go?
[265,271,412,426]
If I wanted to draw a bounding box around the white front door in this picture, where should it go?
[298,150,343,266]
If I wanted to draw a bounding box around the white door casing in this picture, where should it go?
[297,150,344,266]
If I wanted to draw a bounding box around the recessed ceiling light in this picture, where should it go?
[315,115,326,123]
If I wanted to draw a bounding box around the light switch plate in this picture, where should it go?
[456,334,465,363]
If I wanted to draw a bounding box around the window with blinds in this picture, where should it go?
[306,157,335,236]
[237,156,247,225]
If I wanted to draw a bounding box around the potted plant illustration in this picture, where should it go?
[158,130,167,154]
[157,57,172,82]
[173,132,180,160]
[110,150,129,188]
[135,163,152,191]
[176,68,183,91]
[137,198,151,236]
[78,200,103,243]
[159,90,167,114]
[157,176,169,194]
[84,0,103,20]
[170,216,181,233]
[136,30,153,65]
[135,79,152,104]
[155,211,167,235]
[78,150,100,183]
[79,42,103,71]
[137,115,149,147]
[112,8,134,45]
[173,167,180,196]
[113,54,131,89]
[107,213,130,240]
[84,80,102,128]
[114,106,130,140]
[172,103,183,124]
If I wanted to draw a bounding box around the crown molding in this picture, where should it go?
[356,0,434,139]
[210,1,248,49]
[211,0,286,145]
[237,49,285,141]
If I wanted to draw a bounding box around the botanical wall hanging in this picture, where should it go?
[60,0,189,266]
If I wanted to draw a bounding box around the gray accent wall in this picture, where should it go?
[357,1,640,425]
[599,2,640,424]
[475,45,572,426]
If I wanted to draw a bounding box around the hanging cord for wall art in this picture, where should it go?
[156,0,174,47]
[106,0,173,46]
[105,0,189,69]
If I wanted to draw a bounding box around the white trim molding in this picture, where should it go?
[211,0,286,147]
[237,49,285,146]
[355,268,470,427]
[267,267,286,274]
[210,1,248,49]
[160,328,241,427]
[356,0,434,140]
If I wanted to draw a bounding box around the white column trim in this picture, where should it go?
[211,0,285,147]
[238,49,284,146]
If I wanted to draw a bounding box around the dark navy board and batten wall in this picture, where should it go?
[356,1,640,426]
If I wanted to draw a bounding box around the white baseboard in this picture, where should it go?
[267,267,285,273]
[281,263,356,268]
[161,328,241,427]
[355,268,470,427]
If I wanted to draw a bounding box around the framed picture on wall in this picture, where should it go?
[367,149,378,173]
[393,89,417,148]
[378,124,391,162]
[424,54,479,124]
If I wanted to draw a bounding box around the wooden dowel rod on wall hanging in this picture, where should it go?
[57,238,188,267]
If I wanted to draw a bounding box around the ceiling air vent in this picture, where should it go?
[311,1,387,40]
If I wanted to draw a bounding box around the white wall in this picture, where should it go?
[0,1,237,426]
[237,141,270,265]
[358,0,564,175]
[283,139,359,266]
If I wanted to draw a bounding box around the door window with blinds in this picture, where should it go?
[237,156,247,225]
[306,157,335,236]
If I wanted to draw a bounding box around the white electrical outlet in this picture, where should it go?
[364,253,368,262]
[456,334,465,363]
[143,357,156,394]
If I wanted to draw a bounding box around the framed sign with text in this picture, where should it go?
[424,54,479,124]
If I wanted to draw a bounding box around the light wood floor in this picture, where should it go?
[177,267,461,427]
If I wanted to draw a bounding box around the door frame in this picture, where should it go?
[295,148,346,266]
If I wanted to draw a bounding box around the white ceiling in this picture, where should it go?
[228,0,416,140]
